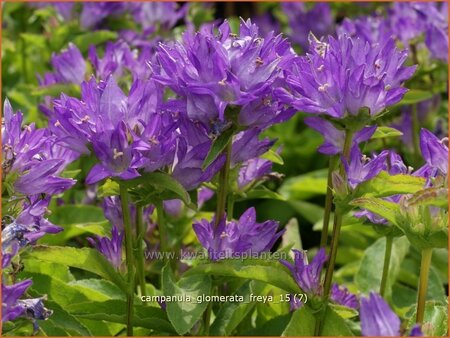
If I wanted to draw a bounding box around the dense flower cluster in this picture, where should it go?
[2,2,448,336]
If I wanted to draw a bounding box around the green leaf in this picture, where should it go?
[243,313,292,336]
[371,126,403,139]
[281,218,302,251]
[350,197,400,225]
[237,186,286,201]
[354,171,426,198]
[321,307,354,336]
[162,265,211,335]
[67,300,175,333]
[406,302,448,336]
[279,169,328,200]
[125,172,191,206]
[407,187,448,208]
[39,301,92,336]
[202,126,235,169]
[22,246,127,292]
[98,178,120,197]
[329,303,359,319]
[31,83,81,97]
[396,89,434,106]
[210,281,267,335]
[355,237,410,298]
[43,205,111,245]
[20,33,46,49]
[261,149,284,165]
[184,258,300,294]
[282,306,315,336]
[73,30,118,53]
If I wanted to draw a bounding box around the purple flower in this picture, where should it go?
[238,158,272,190]
[279,34,416,119]
[343,146,388,189]
[80,2,127,29]
[330,283,359,309]
[360,292,422,336]
[425,24,448,62]
[88,41,137,80]
[2,280,53,325]
[280,248,327,296]
[129,2,188,31]
[305,117,377,155]
[193,207,283,261]
[231,129,274,166]
[86,122,141,184]
[88,226,124,269]
[198,187,215,209]
[338,16,392,46]
[172,138,225,191]
[282,3,334,50]
[419,128,448,176]
[2,99,76,196]
[154,18,295,130]
[2,280,33,322]
[50,43,86,84]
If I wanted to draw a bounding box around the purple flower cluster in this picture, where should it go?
[339,2,448,62]
[193,207,283,261]
[280,249,358,309]
[153,18,295,131]
[279,33,416,120]
[2,101,75,327]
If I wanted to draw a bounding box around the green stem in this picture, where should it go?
[156,201,169,262]
[227,193,235,221]
[416,248,433,324]
[215,141,233,226]
[119,184,135,337]
[379,235,393,297]
[411,104,420,163]
[314,130,354,336]
[135,205,147,297]
[320,157,336,248]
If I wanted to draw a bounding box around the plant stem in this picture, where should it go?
[314,130,354,336]
[156,201,169,263]
[416,248,433,324]
[227,193,235,221]
[320,157,336,248]
[379,235,393,297]
[411,104,421,163]
[215,141,233,226]
[119,184,135,336]
[135,205,147,297]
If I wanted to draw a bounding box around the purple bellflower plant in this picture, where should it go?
[193,207,283,261]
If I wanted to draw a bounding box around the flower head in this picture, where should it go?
[154,18,294,130]
[193,207,283,261]
[330,283,359,309]
[280,248,327,296]
[50,43,86,84]
[88,226,124,269]
[419,128,448,176]
[343,146,388,189]
[280,34,416,119]
[282,3,334,50]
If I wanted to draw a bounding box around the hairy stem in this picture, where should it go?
[379,235,393,297]
[320,157,336,248]
[119,184,135,336]
[135,205,147,297]
[315,130,353,336]
[416,248,433,324]
[156,201,169,263]
[215,141,233,226]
